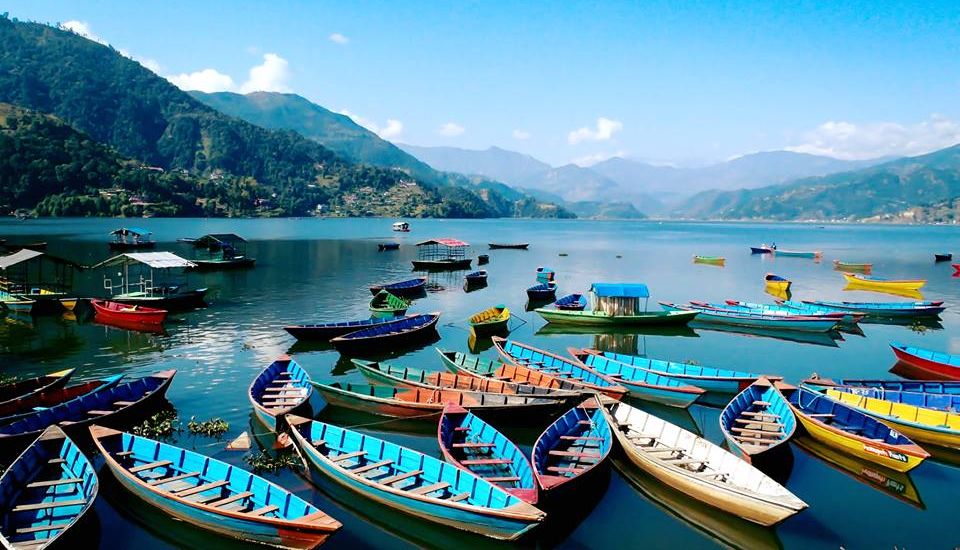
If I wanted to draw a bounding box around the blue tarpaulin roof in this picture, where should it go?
[590,283,650,298]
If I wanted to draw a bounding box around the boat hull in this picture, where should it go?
[411,259,473,271]
[891,343,960,380]
[329,314,440,354]
[112,288,208,311]
[827,390,960,450]
[842,273,925,291]
[536,308,697,326]
[792,409,924,473]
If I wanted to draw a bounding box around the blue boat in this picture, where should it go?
[535,267,555,284]
[799,300,945,318]
[438,403,538,504]
[378,242,400,251]
[532,397,612,494]
[0,426,97,548]
[248,356,312,433]
[284,314,421,342]
[286,415,545,541]
[0,374,124,425]
[0,371,176,450]
[526,283,557,301]
[492,337,628,399]
[719,379,796,463]
[90,425,341,548]
[595,350,769,394]
[329,313,441,354]
[568,349,704,408]
[554,293,587,311]
[721,300,861,325]
[821,385,960,413]
[0,369,76,412]
[805,377,960,396]
[660,302,840,333]
[369,277,428,297]
[464,270,488,284]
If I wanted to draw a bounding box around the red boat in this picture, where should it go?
[891,343,960,380]
[91,299,168,325]
[952,263,960,277]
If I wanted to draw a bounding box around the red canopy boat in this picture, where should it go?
[91,299,168,325]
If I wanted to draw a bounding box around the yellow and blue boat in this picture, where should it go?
[826,388,960,450]
[842,272,926,292]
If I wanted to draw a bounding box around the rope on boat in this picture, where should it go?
[509,313,529,331]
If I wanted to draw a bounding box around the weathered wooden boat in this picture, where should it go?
[284,314,420,342]
[311,382,567,418]
[378,242,400,251]
[890,342,960,379]
[91,425,340,548]
[719,379,796,463]
[412,239,472,270]
[693,255,725,266]
[749,246,773,254]
[935,253,953,262]
[492,337,628,398]
[554,293,587,311]
[438,403,538,504]
[368,290,411,316]
[468,305,510,337]
[568,349,704,408]
[799,299,945,318]
[488,243,529,250]
[0,371,175,450]
[593,350,770,394]
[833,260,872,273]
[525,282,556,301]
[774,249,822,259]
[0,426,98,548]
[0,369,75,412]
[249,356,312,433]
[763,273,790,292]
[464,270,488,285]
[602,400,807,526]
[328,313,441,354]
[824,388,960,450]
[535,307,698,326]
[722,300,861,325]
[787,386,928,472]
[436,349,590,394]
[532,398,611,494]
[368,277,427,297]
[287,415,544,540]
[660,302,839,332]
[0,374,124,423]
[109,227,156,250]
[91,299,168,326]
[842,272,926,291]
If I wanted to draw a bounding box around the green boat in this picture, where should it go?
[369,290,411,316]
[535,308,698,326]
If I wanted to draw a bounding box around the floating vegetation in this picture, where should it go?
[131,410,181,439]
[909,321,930,334]
[244,451,300,474]
[683,359,701,365]
[188,416,229,437]
[0,373,16,386]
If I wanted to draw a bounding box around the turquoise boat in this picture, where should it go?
[719,379,797,463]
[532,397,612,494]
[804,377,960,395]
[721,300,861,326]
[492,337,628,399]
[90,425,341,548]
[0,426,97,548]
[820,385,960,414]
[660,302,839,333]
[286,415,545,541]
[438,403,538,504]
[595,350,770,394]
[797,300,945,318]
[568,349,704,408]
[248,355,312,433]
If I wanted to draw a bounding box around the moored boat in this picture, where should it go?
[799,299,944,318]
[464,270,488,285]
[833,260,872,273]
[109,227,155,250]
[593,349,770,394]
[91,425,340,548]
[436,349,589,394]
[378,242,400,251]
[824,384,960,414]
[368,277,427,297]
[492,337,628,398]
[693,255,725,266]
[468,305,509,336]
[329,313,441,354]
[535,308,698,326]
[824,388,960,450]
[804,376,960,395]
[719,379,796,463]
[532,397,612,494]
[526,282,556,301]
[488,243,529,250]
[91,299,167,326]
[763,273,790,292]
[935,253,952,262]
[568,349,704,408]
[412,239,472,270]
[0,374,123,423]
[0,297,35,314]
[722,300,860,325]
[774,249,822,258]
[283,314,420,342]
[553,293,587,311]
[660,302,839,332]
[368,290,411,316]
[249,356,312,433]
[0,369,75,412]
[842,272,926,291]
[890,342,960,380]
[749,246,774,254]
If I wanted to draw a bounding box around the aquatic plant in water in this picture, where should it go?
[244,451,300,474]
[131,410,181,439]
[188,416,229,436]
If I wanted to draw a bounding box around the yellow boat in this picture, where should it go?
[59,298,78,311]
[826,389,960,450]
[468,305,510,337]
[763,273,791,293]
[841,273,926,292]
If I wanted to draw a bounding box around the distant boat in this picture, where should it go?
[488,243,529,250]
[378,242,400,251]
[464,270,488,285]
[763,273,791,293]
[749,245,774,254]
[368,277,427,297]
[833,260,872,273]
[477,254,489,265]
[392,221,410,232]
[774,249,821,259]
[693,255,725,266]
[108,227,155,250]
[842,273,926,292]
[935,253,952,262]
[660,302,840,332]
[526,283,557,301]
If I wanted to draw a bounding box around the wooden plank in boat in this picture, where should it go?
[560,435,605,441]
[331,451,367,463]
[15,524,69,534]
[209,491,253,508]
[807,413,835,418]
[130,460,172,473]
[731,427,783,437]
[408,482,450,495]
[173,480,229,497]
[148,471,201,486]
[249,505,279,516]
[664,458,705,467]
[350,460,392,474]
[645,447,684,454]
[448,492,471,502]
[26,478,83,488]
[47,458,66,465]
[115,451,134,457]
[460,458,512,465]
[483,476,521,482]
[113,401,136,407]
[547,466,585,473]
[380,469,423,485]
[548,450,601,458]
[752,400,772,407]
[12,499,86,512]
[451,442,495,448]
[734,418,783,428]
[87,410,113,416]
[741,411,777,419]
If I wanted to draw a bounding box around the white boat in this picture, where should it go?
[392,222,410,232]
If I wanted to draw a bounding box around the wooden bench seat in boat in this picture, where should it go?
[208,491,253,508]
[350,460,392,474]
[807,413,835,418]
[483,476,521,482]
[113,401,136,407]
[130,460,172,473]
[409,482,450,495]
[448,492,471,502]
[547,466,585,474]
[451,442,495,448]
[548,450,601,458]
[331,451,367,463]
[731,427,783,436]
[26,478,82,489]
[752,401,772,407]
[741,411,778,419]
[560,435,605,441]
[115,451,134,457]
[460,458,512,466]
[12,499,86,512]
[665,458,706,467]
[645,447,684,454]
[173,480,229,497]
[15,524,69,534]
[148,471,200,486]
[47,458,66,465]
[86,410,113,416]
[249,505,279,516]
[734,418,783,428]
[380,470,423,485]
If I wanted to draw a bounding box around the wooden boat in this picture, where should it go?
[249,356,312,433]
[842,272,926,291]
[58,298,78,311]
[0,369,75,412]
[287,415,544,540]
[392,221,410,232]
[824,388,960,450]
[190,256,256,270]
[787,386,928,472]
[477,254,489,265]
[90,299,167,326]
[368,290,411,316]
[0,371,176,450]
[535,307,698,326]
[773,249,821,258]
[591,350,770,394]
[464,270,488,285]
[749,246,773,254]
[378,243,400,251]
[488,243,529,250]
[329,313,440,354]
[110,287,208,311]
[719,379,796,462]
[353,359,580,399]
[721,300,860,325]
[0,374,124,423]
[935,253,953,262]
[693,255,725,266]
[109,227,155,250]
[954,263,960,276]
[468,305,509,336]
[91,425,340,548]
[833,260,872,273]
[525,282,556,301]
[825,384,960,414]
[660,302,839,332]
[535,267,555,284]
[1,297,35,314]
[602,400,807,526]
[806,377,960,395]
[532,397,611,494]
[368,277,427,297]
[0,426,98,548]
[492,337,628,399]
[763,273,790,292]
[554,293,586,311]
[438,403,538,504]
[436,349,590,394]
[568,349,704,408]
[412,239,472,271]
[799,299,944,318]
[284,314,420,341]
[890,342,960,379]
[311,382,567,418]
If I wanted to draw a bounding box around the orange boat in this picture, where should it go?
[91,299,168,325]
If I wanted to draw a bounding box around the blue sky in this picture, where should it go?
[9,1,960,166]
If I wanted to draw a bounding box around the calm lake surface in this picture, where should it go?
[2,217,959,549]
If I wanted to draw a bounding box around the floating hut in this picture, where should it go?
[412,239,472,270]
[589,283,651,315]
[0,249,82,313]
[92,252,207,310]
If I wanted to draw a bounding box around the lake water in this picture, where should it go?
[2,217,959,549]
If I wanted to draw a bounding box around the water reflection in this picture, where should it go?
[843,283,925,300]
[690,323,843,348]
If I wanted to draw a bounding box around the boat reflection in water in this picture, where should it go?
[842,283,925,300]
[690,322,843,348]
[535,324,698,356]
[890,361,954,381]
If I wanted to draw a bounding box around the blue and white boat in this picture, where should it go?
[329,313,441,353]
[660,302,840,333]
[492,337,628,398]
[284,314,421,342]
[721,300,861,325]
[368,277,427,297]
[594,350,768,394]
[719,379,796,463]
[568,349,704,408]
[249,355,312,432]
[531,397,612,494]
[797,300,945,318]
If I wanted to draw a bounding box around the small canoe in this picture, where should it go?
[774,250,822,258]
[593,350,770,394]
[535,308,698,326]
[824,388,960,450]
[492,337,628,399]
[602,400,807,526]
[353,359,580,399]
[190,257,256,270]
[249,356,312,432]
[1,297,35,314]
[935,253,953,262]
[468,305,510,337]
[532,397,611,494]
[661,302,839,332]
[91,299,167,325]
[721,300,860,325]
[329,313,441,354]
[526,283,556,301]
[91,425,340,548]
[693,255,725,266]
[763,273,790,292]
[368,290,411,316]
[438,403,538,504]
[749,246,773,254]
[477,254,489,265]
[464,270,488,284]
[287,415,544,540]
[833,260,872,273]
[0,374,124,423]
[719,379,796,462]
[378,242,400,251]
[787,386,928,472]
[0,369,75,411]
[805,377,960,395]
[0,426,98,548]
[554,294,587,311]
[842,272,925,291]
[436,349,589,395]
[488,243,529,250]
[568,349,704,408]
[890,342,960,380]
[800,299,944,318]
[284,314,420,342]
[368,277,427,297]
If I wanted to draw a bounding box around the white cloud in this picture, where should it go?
[786,115,960,160]
[338,110,404,139]
[239,53,291,93]
[568,117,623,145]
[168,69,237,93]
[572,150,626,167]
[61,20,162,74]
[329,33,349,45]
[438,122,465,137]
[512,129,531,140]
[379,119,403,139]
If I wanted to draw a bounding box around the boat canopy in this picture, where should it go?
[590,283,650,299]
[414,238,469,261]
[92,252,196,269]
[194,233,247,246]
[0,249,45,270]
[109,227,151,237]
[415,238,469,248]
